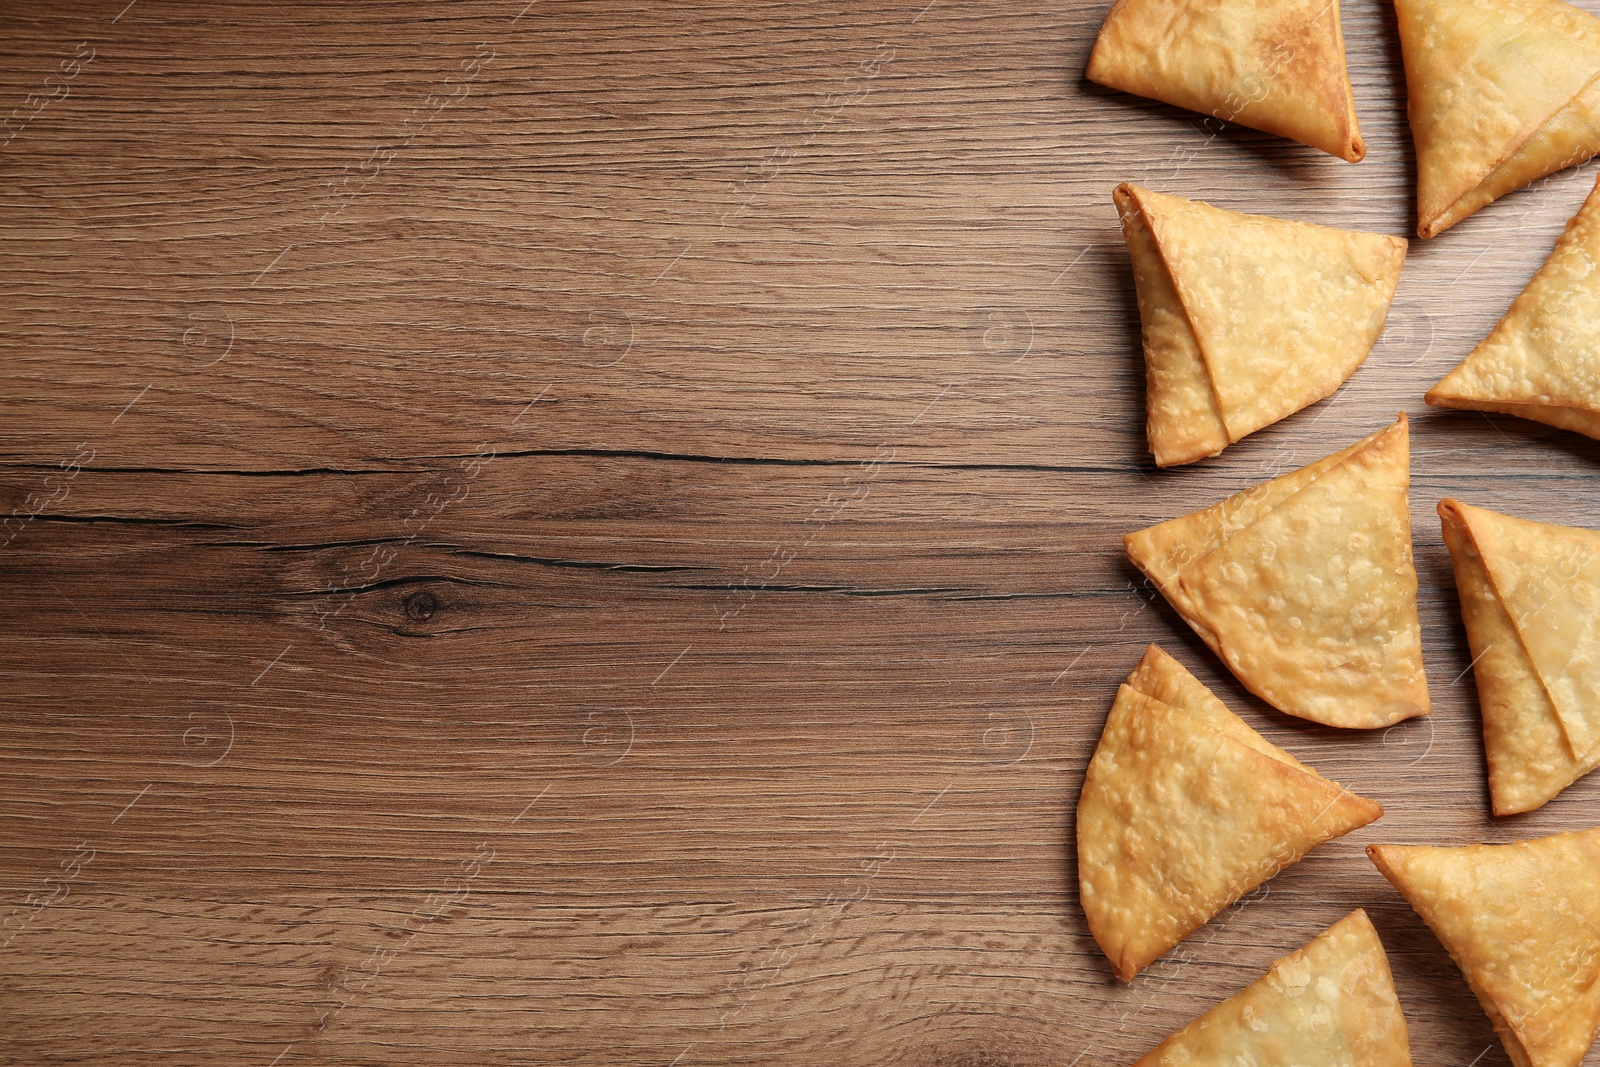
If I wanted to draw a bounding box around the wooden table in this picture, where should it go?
[4,1,1598,1063]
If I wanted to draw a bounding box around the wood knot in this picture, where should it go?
[403,590,439,622]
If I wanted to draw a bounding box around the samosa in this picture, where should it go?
[1131,910,1413,1066]
[1088,0,1365,161]
[1395,0,1600,236]
[1116,183,1406,466]
[1428,174,1600,438]
[1439,499,1600,813]
[1078,645,1382,981]
[1371,829,1600,1067]
[1125,416,1430,728]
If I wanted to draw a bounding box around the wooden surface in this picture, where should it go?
[4,1,1600,1063]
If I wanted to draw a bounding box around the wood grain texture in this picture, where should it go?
[3,0,1600,1064]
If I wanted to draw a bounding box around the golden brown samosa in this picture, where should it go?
[1125,416,1430,728]
[1131,910,1413,1066]
[1078,645,1382,981]
[1395,0,1600,237]
[1371,829,1600,1067]
[1439,499,1600,814]
[1428,174,1600,436]
[1088,0,1365,161]
[1116,183,1406,466]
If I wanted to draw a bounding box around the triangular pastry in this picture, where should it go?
[1078,645,1383,981]
[1116,183,1407,466]
[1395,0,1600,237]
[1087,0,1365,161]
[1428,174,1600,437]
[1370,828,1600,1067]
[1125,416,1430,728]
[1132,909,1413,1066]
[1439,499,1600,813]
